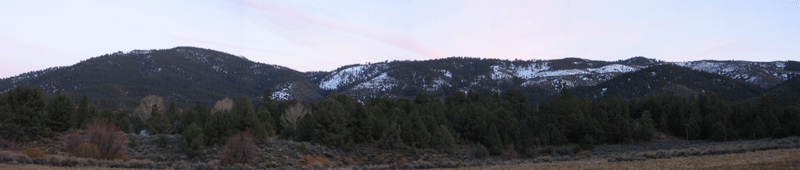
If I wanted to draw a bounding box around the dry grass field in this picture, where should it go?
[0,164,146,170]
[1,148,799,169]
[2,136,799,169]
[439,148,800,170]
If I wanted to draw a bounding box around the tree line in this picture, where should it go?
[2,85,799,159]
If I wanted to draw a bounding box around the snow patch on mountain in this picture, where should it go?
[129,50,151,55]
[490,66,513,80]
[587,64,637,74]
[319,64,387,90]
[508,63,637,80]
[424,78,450,91]
[513,63,551,79]
[271,83,295,100]
[271,91,291,101]
[437,69,452,78]
[776,62,786,69]
[353,73,399,91]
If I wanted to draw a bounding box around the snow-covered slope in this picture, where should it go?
[318,64,388,90]
[308,57,797,102]
[675,61,796,88]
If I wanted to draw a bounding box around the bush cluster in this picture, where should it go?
[219,131,259,166]
[21,147,45,159]
[65,119,128,161]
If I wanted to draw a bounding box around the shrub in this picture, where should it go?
[219,131,259,165]
[71,142,101,159]
[576,150,592,157]
[555,146,573,156]
[65,129,84,152]
[395,157,408,165]
[502,144,518,160]
[471,144,489,159]
[297,143,307,153]
[342,139,356,152]
[154,135,167,148]
[84,119,128,160]
[522,147,538,158]
[21,147,45,159]
[129,138,137,148]
[539,146,555,156]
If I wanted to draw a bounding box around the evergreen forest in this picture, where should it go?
[2,85,799,158]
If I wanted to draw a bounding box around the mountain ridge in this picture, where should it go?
[1,47,797,109]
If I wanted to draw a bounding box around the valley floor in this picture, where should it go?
[440,147,800,170]
[1,133,799,169]
[2,147,799,170]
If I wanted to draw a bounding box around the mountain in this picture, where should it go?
[573,64,765,102]
[767,76,800,106]
[1,47,798,109]
[310,57,645,102]
[675,60,796,88]
[0,47,321,109]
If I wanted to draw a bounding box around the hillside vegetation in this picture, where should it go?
[2,47,797,110]
[1,83,799,168]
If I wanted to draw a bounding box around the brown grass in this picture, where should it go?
[21,147,45,159]
[396,157,408,165]
[576,150,592,158]
[0,163,143,170]
[297,154,334,167]
[437,148,800,170]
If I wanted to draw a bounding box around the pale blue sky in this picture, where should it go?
[1,0,798,78]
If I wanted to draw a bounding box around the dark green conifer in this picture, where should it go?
[46,92,75,132]
[181,122,205,158]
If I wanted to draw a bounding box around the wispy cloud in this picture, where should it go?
[223,0,444,59]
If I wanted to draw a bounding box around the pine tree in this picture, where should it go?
[430,125,455,152]
[232,97,269,144]
[114,110,131,133]
[260,90,283,133]
[205,110,236,146]
[147,105,173,134]
[180,123,205,158]
[0,86,48,141]
[710,122,728,141]
[401,111,431,148]
[350,104,373,143]
[73,96,91,129]
[377,122,404,149]
[635,110,656,141]
[486,124,504,155]
[166,102,180,130]
[314,97,352,147]
[46,92,75,132]
[546,123,566,145]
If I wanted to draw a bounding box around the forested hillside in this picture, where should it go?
[2,47,796,111]
[0,47,320,109]
[574,64,764,103]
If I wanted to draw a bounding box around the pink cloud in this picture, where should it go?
[224,0,444,59]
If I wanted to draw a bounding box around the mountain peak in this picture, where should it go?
[622,56,658,65]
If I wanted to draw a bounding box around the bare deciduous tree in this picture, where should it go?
[281,103,309,130]
[132,95,164,123]
[213,97,234,113]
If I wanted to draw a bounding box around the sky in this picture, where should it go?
[1,0,799,78]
